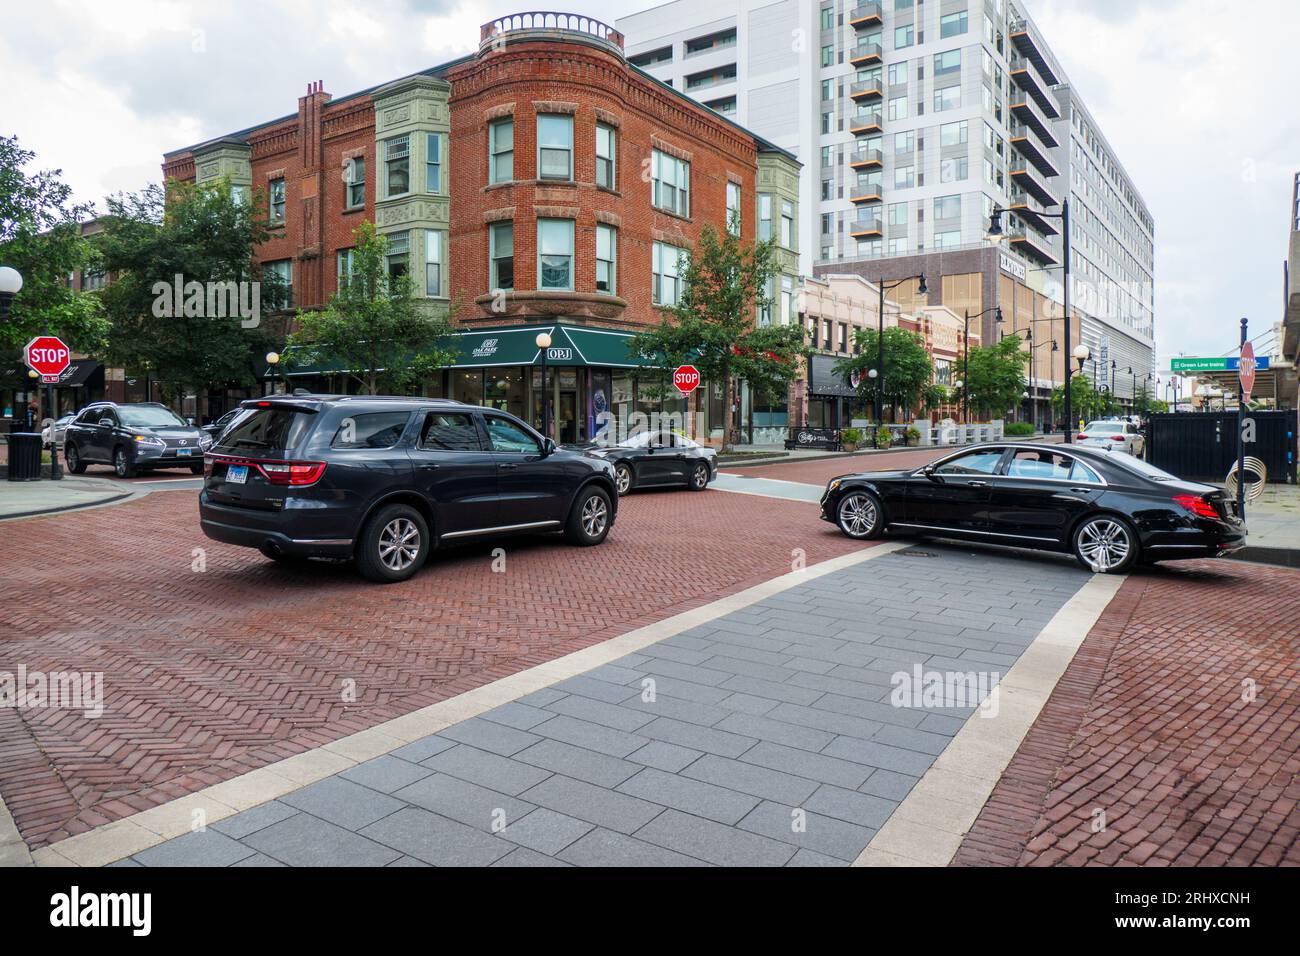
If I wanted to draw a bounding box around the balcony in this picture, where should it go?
[849,183,884,204]
[1008,199,1060,237]
[850,80,883,102]
[1007,225,1058,266]
[1009,19,1061,87]
[1009,162,1060,207]
[1010,134,1060,179]
[848,147,883,170]
[850,111,883,136]
[849,42,883,67]
[849,3,883,30]
[480,11,625,55]
[849,216,883,239]
[1010,63,1061,119]
[1009,96,1059,149]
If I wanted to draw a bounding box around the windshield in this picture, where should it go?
[1107,454,1180,482]
[118,406,189,428]
[215,406,316,454]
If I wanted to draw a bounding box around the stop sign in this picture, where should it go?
[1239,341,1256,403]
[673,364,701,395]
[25,335,71,383]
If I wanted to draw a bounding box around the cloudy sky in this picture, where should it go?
[2,0,1296,369]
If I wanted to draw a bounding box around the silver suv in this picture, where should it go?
[64,402,213,477]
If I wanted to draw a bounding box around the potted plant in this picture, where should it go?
[840,427,861,452]
[905,426,921,447]
[875,425,893,449]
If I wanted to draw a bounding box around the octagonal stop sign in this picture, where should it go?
[673,364,701,395]
[25,336,72,383]
[1239,341,1256,403]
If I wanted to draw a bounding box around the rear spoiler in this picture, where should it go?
[238,398,323,415]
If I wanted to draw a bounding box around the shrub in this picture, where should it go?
[840,427,862,445]
[905,426,921,445]
[1004,422,1035,437]
[875,425,893,448]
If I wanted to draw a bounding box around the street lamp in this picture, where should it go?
[265,351,284,395]
[7,265,62,479]
[963,306,1001,424]
[875,273,927,427]
[535,331,553,439]
[988,200,1074,440]
[0,264,23,318]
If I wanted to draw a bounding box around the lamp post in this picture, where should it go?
[953,378,964,431]
[1073,345,1090,433]
[876,273,927,427]
[266,351,283,395]
[987,199,1073,441]
[535,331,553,438]
[5,265,62,478]
[963,305,1002,424]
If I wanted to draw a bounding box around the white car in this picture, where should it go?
[41,412,76,450]
[1078,420,1145,457]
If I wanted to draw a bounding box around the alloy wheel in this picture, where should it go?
[616,465,632,495]
[66,445,78,470]
[838,493,877,538]
[114,449,127,477]
[581,494,608,537]
[692,464,708,488]
[377,517,421,572]
[1077,518,1131,572]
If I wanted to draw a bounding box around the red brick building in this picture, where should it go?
[161,12,800,443]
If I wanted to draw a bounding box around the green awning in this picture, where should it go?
[268,323,661,377]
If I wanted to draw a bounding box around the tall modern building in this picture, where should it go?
[620,0,1157,418]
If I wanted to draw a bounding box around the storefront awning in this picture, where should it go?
[270,323,660,377]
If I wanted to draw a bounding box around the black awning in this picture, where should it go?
[54,360,102,387]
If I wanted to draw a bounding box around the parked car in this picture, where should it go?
[201,408,246,444]
[199,395,618,583]
[1078,419,1145,457]
[64,402,213,477]
[568,429,717,496]
[41,412,76,450]
[819,443,1245,573]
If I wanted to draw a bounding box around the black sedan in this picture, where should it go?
[569,429,717,496]
[819,443,1246,573]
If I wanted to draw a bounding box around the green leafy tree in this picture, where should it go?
[629,225,806,448]
[963,335,1028,420]
[1051,374,1108,424]
[97,180,280,405]
[287,221,458,395]
[835,326,937,423]
[1132,384,1166,416]
[0,135,108,386]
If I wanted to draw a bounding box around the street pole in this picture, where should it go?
[43,315,62,481]
[876,281,885,427]
[962,308,970,425]
[1061,199,1073,444]
[1237,317,1247,522]
[541,350,549,438]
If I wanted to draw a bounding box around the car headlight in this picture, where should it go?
[198,434,214,448]
[133,434,165,446]
[828,479,842,492]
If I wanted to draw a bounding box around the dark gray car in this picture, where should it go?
[64,402,212,477]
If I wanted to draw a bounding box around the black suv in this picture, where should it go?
[199,395,619,583]
[65,402,212,477]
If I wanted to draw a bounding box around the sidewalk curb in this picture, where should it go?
[721,435,1059,470]
[0,491,135,522]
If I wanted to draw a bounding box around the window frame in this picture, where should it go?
[595,223,617,295]
[425,229,445,297]
[384,134,411,198]
[651,150,690,218]
[425,133,442,194]
[595,122,616,190]
[345,157,365,209]
[536,114,574,182]
[489,221,514,291]
[536,217,575,291]
[268,177,286,224]
[652,241,687,307]
[489,118,514,184]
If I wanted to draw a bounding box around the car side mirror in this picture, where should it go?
[922,464,939,480]
[542,437,557,456]
[186,417,195,425]
[99,418,113,428]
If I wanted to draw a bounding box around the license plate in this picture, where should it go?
[226,464,248,484]
[177,447,192,457]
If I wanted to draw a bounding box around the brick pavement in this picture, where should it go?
[953,559,1300,867]
[111,547,1089,866]
[0,487,862,850]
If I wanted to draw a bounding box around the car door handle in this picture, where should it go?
[966,480,989,487]
[498,462,517,470]
[418,463,439,471]
[1069,487,1094,493]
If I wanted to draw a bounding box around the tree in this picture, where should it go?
[287,221,458,395]
[963,335,1028,420]
[1133,384,1166,416]
[0,135,108,382]
[98,180,279,405]
[1051,374,1107,424]
[835,326,938,422]
[629,224,806,448]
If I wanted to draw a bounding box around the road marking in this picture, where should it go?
[852,570,1127,867]
[28,539,912,867]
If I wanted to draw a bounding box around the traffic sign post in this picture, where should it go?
[673,365,701,396]
[1237,321,1250,522]
[23,334,71,481]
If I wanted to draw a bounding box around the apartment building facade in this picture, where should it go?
[619,0,1156,422]
[161,12,800,443]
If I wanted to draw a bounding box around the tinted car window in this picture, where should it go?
[216,407,315,454]
[419,413,481,451]
[935,449,1004,475]
[1007,450,1072,480]
[78,408,106,425]
[118,406,188,428]
[485,417,539,453]
[1069,459,1102,483]
[331,412,411,449]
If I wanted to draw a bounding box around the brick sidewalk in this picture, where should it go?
[953,559,1300,866]
[0,488,860,850]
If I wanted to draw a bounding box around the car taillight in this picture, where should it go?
[1173,494,1219,519]
[260,461,326,486]
[203,455,214,477]
[1110,435,1125,441]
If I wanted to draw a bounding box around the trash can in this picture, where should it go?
[7,432,42,481]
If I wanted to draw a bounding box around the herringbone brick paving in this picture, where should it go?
[953,559,1300,866]
[0,488,860,849]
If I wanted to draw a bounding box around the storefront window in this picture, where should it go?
[483,367,526,419]
[451,369,483,406]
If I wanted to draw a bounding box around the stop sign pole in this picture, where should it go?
[1236,319,1250,521]
[23,332,71,481]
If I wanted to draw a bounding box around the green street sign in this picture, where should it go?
[1170,357,1229,372]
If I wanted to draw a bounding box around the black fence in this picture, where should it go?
[1146,411,1297,483]
[784,426,841,450]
